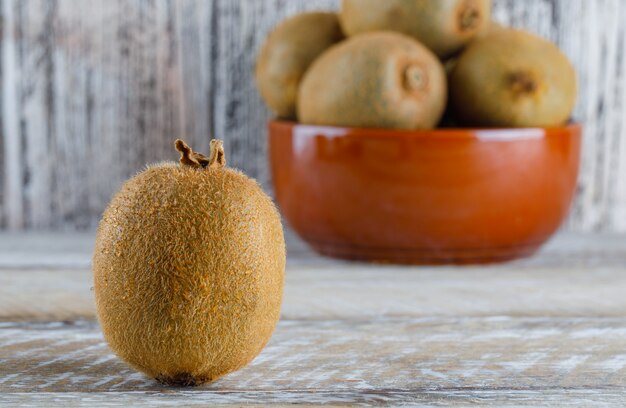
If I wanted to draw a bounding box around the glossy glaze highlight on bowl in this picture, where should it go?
[269,121,581,264]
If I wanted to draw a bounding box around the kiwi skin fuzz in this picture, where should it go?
[340,0,492,58]
[255,12,344,119]
[93,141,285,386]
[298,31,447,130]
[450,28,578,128]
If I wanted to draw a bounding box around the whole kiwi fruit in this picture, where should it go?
[93,139,285,386]
[340,0,492,58]
[255,12,344,119]
[450,28,578,127]
[298,31,447,130]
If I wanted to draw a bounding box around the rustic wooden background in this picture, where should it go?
[1,0,625,231]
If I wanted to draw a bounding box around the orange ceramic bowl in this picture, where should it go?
[268,120,581,264]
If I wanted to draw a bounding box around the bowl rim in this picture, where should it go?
[269,120,582,141]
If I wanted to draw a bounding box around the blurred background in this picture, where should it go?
[0,0,624,232]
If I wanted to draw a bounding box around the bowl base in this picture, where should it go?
[305,238,542,265]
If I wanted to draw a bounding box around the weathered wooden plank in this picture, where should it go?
[0,232,93,269]
[2,390,626,407]
[0,105,3,230]
[0,269,94,321]
[1,0,21,230]
[4,232,626,322]
[0,0,4,230]
[4,229,626,269]
[2,318,626,398]
[6,261,626,323]
[0,0,214,230]
[8,262,626,323]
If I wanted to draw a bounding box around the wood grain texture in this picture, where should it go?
[1,0,212,230]
[4,391,626,408]
[0,0,4,231]
[4,231,626,323]
[2,0,626,232]
[2,319,626,406]
[7,253,626,323]
[8,261,626,323]
[3,233,626,405]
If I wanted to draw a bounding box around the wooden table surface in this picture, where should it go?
[2,231,626,406]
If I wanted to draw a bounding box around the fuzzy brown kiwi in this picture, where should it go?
[298,31,447,130]
[93,139,285,386]
[255,12,344,119]
[450,28,578,128]
[340,0,492,58]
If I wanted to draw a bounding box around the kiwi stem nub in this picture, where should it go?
[404,65,426,92]
[508,71,539,96]
[459,2,481,32]
[208,139,226,169]
[175,139,226,169]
